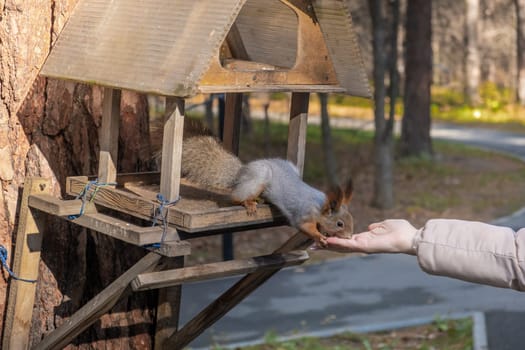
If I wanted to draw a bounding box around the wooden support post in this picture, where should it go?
[221,93,243,261]
[3,177,50,350]
[160,97,185,202]
[98,88,121,184]
[222,93,243,153]
[34,253,162,350]
[154,256,184,350]
[165,232,312,349]
[156,96,185,348]
[287,92,310,176]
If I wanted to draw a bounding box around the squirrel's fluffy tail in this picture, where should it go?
[181,136,242,190]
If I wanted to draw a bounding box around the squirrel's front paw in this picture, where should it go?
[242,200,258,216]
[317,236,328,248]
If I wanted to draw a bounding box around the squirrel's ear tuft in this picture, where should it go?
[324,185,344,213]
[343,178,353,205]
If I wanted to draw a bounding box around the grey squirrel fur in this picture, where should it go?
[180,135,354,246]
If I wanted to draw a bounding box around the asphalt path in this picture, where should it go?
[180,120,525,349]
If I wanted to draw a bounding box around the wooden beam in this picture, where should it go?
[28,194,95,217]
[287,92,310,176]
[3,178,50,350]
[133,251,309,291]
[27,194,190,256]
[98,88,121,184]
[34,253,162,350]
[198,84,345,94]
[154,256,184,350]
[160,97,185,202]
[225,23,250,60]
[165,232,312,349]
[222,93,243,153]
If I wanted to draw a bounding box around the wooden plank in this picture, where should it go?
[160,97,184,202]
[287,92,310,176]
[123,182,158,201]
[98,88,121,184]
[67,177,184,225]
[28,194,95,217]
[198,84,346,94]
[66,177,281,233]
[3,178,50,350]
[72,213,190,255]
[166,232,312,349]
[132,250,309,291]
[154,256,184,350]
[28,194,190,256]
[34,253,162,350]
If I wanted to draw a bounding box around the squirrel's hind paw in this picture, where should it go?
[242,200,258,216]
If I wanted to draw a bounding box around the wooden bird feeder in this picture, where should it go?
[4,1,370,349]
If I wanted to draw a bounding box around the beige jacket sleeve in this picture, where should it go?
[413,219,525,291]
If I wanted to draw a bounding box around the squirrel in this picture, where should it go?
[175,123,354,247]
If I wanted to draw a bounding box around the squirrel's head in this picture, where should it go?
[318,179,354,239]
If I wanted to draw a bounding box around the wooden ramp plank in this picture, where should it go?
[3,178,50,350]
[34,253,162,350]
[166,232,312,349]
[132,250,308,291]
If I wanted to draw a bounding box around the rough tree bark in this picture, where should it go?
[400,0,433,158]
[369,0,394,209]
[1,2,155,348]
[515,0,525,105]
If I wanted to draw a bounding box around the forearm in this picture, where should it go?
[414,219,525,291]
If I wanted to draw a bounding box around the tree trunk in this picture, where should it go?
[465,0,481,106]
[318,93,339,187]
[400,0,433,158]
[1,2,155,348]
[369,0,394,209]
[515,0,525,105]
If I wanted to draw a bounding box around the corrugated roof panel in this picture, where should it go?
[41,0,246,96]
[313,0,371,97]
[234,0,298,68]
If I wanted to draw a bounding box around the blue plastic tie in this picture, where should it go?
[0,245,37,283]
[148,193,181,249]
[68,179,117,220]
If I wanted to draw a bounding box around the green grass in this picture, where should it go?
[215,318,473,350]
[320,84,525,131]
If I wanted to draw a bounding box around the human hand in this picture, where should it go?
[323,219,418,255]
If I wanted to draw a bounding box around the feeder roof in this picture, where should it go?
[41,0,370,98]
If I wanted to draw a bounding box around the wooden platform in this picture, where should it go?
[65,173,285,233]
[12,177,311,350]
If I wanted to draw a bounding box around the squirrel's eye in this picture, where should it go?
[336,220,344,228]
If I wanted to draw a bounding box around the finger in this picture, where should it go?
[368,221,384,231]
[325,236,361,252]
